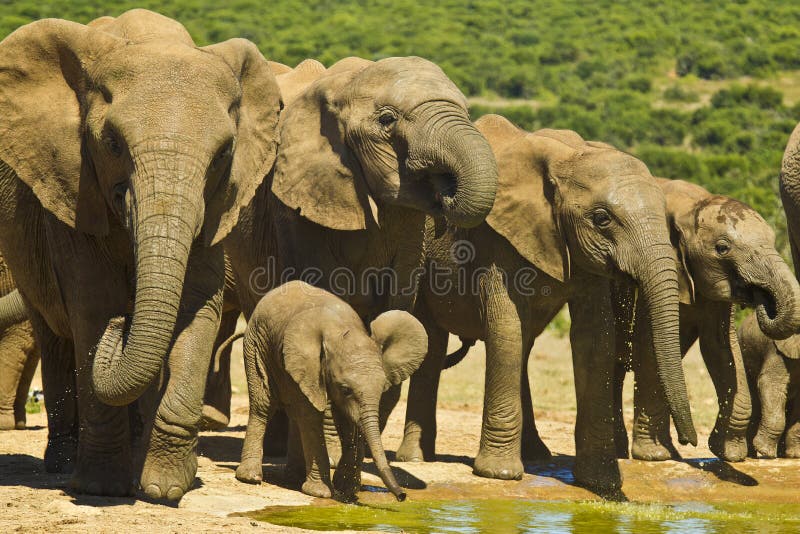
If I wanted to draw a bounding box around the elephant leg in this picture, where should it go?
[612,360,629,459]
[236,387,275,484]
[753,352,791,458]
[699,303,750,462]
[332,404,364,501]
[0,321,37,430]
[27,310,78,474]
[630,319,696,461]
[396,313,449,462]
[140,244,225,501]
[285,419,306,487]
[568,282,620,493]
[783,389,800,458]
[473,266,524,481]
[263,410,290,457]
[295,405,332,499]
[201,309,239,431]
[521,336,552,462]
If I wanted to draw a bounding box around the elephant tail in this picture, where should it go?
[214,331,246,372]
[442,337,477,370]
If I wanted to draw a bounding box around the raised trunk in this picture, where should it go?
[747,257,800,340]
[360,411,405,501]
[0,289,27,330]
[636,245,698,446]
[92,154,203,407]
[417,104,498,228]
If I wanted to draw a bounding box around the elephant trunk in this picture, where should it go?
[360,410,406,501]
[0,289,27,330]
[634,243,698,446]
[92,151,203,406]
[745,255,800,340]
[415,104,498,228]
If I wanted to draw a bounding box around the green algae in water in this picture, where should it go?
[246,499,800,533]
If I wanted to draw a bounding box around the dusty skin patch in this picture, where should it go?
[2,331,800,532]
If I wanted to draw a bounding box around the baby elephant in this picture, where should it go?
[739,314,800,458]
[235,281,427,501]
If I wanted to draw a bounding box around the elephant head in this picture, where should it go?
[0,10,281,406]
[478,115,697,446]
[283,308,427,501]
[664,179,800,339]
[271,56,498,230]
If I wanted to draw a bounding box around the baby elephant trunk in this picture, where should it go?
[360,411,406,501]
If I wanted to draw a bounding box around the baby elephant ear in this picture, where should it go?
[370,310,428,387]
[774,337,800,360]
[201,38,282,246]
[283,312,328,411]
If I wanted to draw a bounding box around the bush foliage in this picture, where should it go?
[1,0,798,254]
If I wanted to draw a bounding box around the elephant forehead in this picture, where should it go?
[696,199,773,241]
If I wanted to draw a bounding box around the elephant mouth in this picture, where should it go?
[733,281,778,320]
[399,169,458,217]
[431,172,458,214]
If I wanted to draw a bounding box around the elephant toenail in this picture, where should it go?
[166,486,184,501]
[144,484,162,499]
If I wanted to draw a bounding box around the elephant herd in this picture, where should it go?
[1,9,800,504]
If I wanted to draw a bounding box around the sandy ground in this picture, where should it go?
[2,329,799,532]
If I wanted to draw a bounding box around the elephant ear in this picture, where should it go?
[663,181,697,305]
[283,309,328,412]
[370,310,428,387]
[271,67,374,231]
[774,336,800,360]
[275,59,327,107]
[201,39,282,246]
[0,19,121,235]
[478,118,574,282]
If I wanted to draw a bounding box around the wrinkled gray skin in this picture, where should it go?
[739,314,800,458]
[613,179,800,464]
[392,117,697,493]
[223,57,498,465]
[0,10,280,500]
[0,255,39,431]
[234,281,427,502]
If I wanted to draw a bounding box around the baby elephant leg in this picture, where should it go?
[295,403,333,498]
[236,374,276,484]
[753,353,791,458]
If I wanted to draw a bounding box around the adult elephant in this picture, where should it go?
[0,254,38,431]
[781,122,800,281]
[226,56,498,320]
[614,179,800,463]
[0,10,281,500]
[396,116,696,492]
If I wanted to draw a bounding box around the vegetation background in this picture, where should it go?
[2,0,800,254]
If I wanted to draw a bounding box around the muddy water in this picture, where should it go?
[247,498,800,532]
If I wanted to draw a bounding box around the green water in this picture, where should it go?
[247,499,800,533]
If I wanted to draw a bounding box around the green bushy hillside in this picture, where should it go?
[2,0,799,253]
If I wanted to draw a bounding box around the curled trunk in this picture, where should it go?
[747,256,800,340]
[0,289,27,330]
[92,157,203,406]
[360,411,405,501]
[416,104,498,228]
[636,245,698,446]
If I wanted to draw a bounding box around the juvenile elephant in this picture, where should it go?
[0,10,281,499]
[0,254,38,430]
[614,179,800,463]
[235,281,427,501]
[396,115,696,492]
[739,314,800,458]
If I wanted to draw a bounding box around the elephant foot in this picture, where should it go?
[140,432,197,501]
[473,450,523,480]
[333,462,361,501]
[783,444,800,458]
[752,430,779,459]
[521,436,552,463]
[0,411,19,430]
[708,429,747,462]
[301,478,332,499]
[199,405,229,432]
[69,453,133,497]
[574,454,622,495]
[44,436,78,473]
[235,458,263,484]
[631,438,674,462]
[395,434,430,463]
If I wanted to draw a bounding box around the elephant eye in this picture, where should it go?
[212,140,234,168]
[591,208,612,228]
[378,111,397,127]
[715,241,731,256]
[339,384,353,396]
